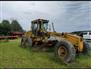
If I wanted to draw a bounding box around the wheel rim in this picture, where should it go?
[58,45,67,59]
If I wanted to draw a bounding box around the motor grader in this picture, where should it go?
[21,19,90,63]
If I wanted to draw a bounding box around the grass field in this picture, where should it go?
[0,39,91,68]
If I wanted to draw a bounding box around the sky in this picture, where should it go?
[0,1,91,32]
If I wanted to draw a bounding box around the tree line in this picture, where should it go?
[0,20,24,36]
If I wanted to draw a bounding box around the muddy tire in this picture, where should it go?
[21,37,32,48]
[55,40,76,63]
[82,41,90,55]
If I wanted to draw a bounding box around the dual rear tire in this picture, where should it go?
[55,40,90,63]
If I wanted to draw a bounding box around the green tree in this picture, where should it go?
[1,20,11,35]
[0,23,2,35]
[11,20,24,32]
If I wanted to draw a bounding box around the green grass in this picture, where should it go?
[0,39,91,68]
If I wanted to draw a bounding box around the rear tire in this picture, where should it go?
[55,40,76,63]
[82,41,90,55]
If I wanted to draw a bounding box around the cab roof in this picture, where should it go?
[31,19,49,24]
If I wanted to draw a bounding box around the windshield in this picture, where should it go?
[32,22,48,32]
[42,23,48,31]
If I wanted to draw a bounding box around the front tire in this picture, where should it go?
[55,40,76,63]
[21,37,32,48]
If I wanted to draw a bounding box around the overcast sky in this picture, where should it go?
[0,1,91,32]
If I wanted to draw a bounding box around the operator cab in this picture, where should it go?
[31,19,49,36]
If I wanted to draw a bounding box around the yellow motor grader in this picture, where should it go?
[21,19,90,63]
